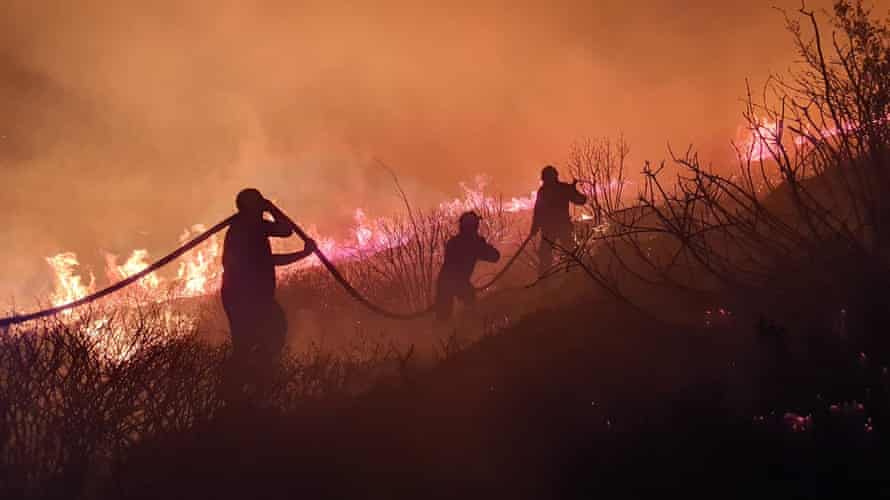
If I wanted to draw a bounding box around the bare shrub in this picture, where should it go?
[0,298,402,498]
[553,2,889,311]
[314,180,515,315]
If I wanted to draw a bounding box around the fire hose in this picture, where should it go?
[284,219,436,320]
[0,216,236,328]
[0,215,531,328]
[471,232,533,291]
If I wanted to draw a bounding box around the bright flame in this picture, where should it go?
[741,113,890,159]
[353,208,375,249]
[504,192,537,213]
[42,177,557,307]
[84,318,137,364]
[438,177,537,217]
[106,249,162,292]
[41,178,551,307]
[175,224,221,297]
[41,178,553,310]
[46,252,95,310]
[38,179,556,363]
[741,118,783,162]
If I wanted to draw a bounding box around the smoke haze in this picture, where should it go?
[0,0,833,299]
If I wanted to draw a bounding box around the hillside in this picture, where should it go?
[108,281,889,499]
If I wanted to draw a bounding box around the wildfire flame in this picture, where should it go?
[740,113,890,161]
[353,208,377,249]
[46,252,95,311]
[40,178,596,309]
[741,118,784,162]
[175,224,221,297]
[504,192,537,213]
[106,249,161,292]
[34,177,624,363]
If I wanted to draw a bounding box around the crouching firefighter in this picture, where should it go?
[531,165,587,278]
[434,211,501,321]
[220,188,316,408]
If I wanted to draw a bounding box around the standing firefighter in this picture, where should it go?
[220,188,316,406]
[435,211,501,321]
[531,165,587,277]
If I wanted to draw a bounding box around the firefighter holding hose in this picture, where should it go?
[434,211,501,321]
[531,165,588,278]
[220,188,316,407]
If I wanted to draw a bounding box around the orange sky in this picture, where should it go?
[0,0,838,299]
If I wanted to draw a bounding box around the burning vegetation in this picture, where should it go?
[1,1,889,498]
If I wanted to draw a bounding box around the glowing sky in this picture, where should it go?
[0,0,836,299]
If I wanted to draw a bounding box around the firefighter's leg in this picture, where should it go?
[457,285,484,336]
[434,276,459,323]
[558,226,575,272]
[220,298,255,409]
[428,285,458,363]
[435,292,456,322]
[457,285,477,316]
[538,231,555,278]
[253,301,288,406]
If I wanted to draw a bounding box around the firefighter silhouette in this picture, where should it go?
[435,211,501,321]
[531,165,587,277]
[220,188,316,405]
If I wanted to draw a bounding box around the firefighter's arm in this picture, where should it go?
[478,238,501,263]
[272,238,317,266]
[569,180,588,205]
[263,199,295,237]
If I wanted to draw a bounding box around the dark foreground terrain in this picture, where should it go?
[107,285,890,500]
